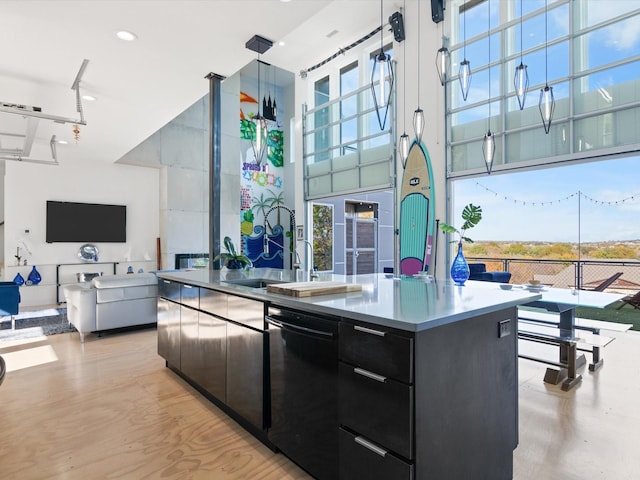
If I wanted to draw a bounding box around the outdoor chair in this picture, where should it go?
[616,291,640,310]
[583,272,623,292]
[468,263,512,283]
[0,281,21,330]
[0,355,6,387]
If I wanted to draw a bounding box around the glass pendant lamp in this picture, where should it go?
[413,0,424,141]
[371,0,394,130]
[514,0,529,110]
[251,59,268,165]
[397,0,410,168]
[459,3,471,101]
[482,0,495,174]
[539,0,555,134]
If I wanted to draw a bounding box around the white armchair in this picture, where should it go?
[64,273,157,342]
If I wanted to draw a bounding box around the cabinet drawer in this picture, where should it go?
[339,427,413,480]
[227,296,264,330]
[339,362,414,460]
[200,288,227,318]
[158,278,180,301]
[340,321,413,383]
[180,284,199,309]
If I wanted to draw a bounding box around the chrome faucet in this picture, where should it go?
[263,204,296,270]
[297,239,318,280]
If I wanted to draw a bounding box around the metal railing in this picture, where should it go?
[466,257,640,293]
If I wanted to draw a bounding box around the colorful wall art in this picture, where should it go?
[240,86,285,267]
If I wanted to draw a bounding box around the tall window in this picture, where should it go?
[314,76,330,163]
[340,62,359,155]
[303,41,395,199]
[447,0,640,176]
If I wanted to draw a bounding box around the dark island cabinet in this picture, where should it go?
[156,279,266,431]
[157,274,519,480]
[226,321,265,429]
[157,279,181,368]
[339,307,518,480]
[157,297,180,368]
[197,310,227,401]
[179,304,200,382]
[339,321,415,478]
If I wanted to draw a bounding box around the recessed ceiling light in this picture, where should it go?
[280,0,292,3]
[57,140,68,145]
[278,41,286,47]
[116,30,138,41]
[82,95,96,101]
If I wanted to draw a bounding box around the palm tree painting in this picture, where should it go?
[267,189,285,225]
[251,192,273,233]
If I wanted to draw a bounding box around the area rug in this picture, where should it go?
[0,308,76,342]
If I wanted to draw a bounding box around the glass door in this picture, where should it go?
[345,201,378,275]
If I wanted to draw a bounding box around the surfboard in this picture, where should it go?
[399,141,435,276]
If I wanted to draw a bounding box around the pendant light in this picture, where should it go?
[272,64,278,122]
[397,1,410,167]
[482,0,495,174]
[436,46,450,87]
[252,59,268,165]
[435,17,450,86]
[371,0,394,130]
[514,0,529,110]
[413,0,424,142]
[459,2,471,101]
[539,0,555,134]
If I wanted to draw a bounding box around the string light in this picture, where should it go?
[474,181,640,207]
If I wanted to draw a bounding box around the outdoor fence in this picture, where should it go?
[466,257,640,293]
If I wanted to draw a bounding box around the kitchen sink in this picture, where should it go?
[222,278,285,289]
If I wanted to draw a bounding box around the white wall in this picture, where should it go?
[118,96,209,270]
[3,159,159,305]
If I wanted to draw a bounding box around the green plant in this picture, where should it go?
[440,204,482,244]
[214,236,252,269]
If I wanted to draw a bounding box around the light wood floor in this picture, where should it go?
[1,327,639,480]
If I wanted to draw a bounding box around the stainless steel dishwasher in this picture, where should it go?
[266,305,339,480]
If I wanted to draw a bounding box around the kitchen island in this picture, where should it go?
[156,268,541,480]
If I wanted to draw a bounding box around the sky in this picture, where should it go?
[452,155,640,243]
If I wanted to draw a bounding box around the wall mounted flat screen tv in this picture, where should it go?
[46,201,127,243]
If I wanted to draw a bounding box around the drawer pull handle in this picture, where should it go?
[183,285,194,289]
[162,280,171,284]
[354,436,387,457]
[354,367,387,383]
[354,325,386,337]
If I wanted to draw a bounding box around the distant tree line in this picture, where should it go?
[465,242,639,260]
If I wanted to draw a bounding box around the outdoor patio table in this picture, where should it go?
[522,286,624,391]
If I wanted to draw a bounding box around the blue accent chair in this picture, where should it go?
[0,281,21,329]
[0,354,6,386]
[468,263,512,283]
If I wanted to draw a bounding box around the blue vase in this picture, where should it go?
[227,260,242,269]
[28,265,42,285]
[13,272,25,286]
[450,243,470,286]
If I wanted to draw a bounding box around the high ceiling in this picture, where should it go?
[0,0,388,165]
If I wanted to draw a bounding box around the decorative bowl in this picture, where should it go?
[499,284,513,290]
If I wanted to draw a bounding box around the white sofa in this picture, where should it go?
[63,273,157,342]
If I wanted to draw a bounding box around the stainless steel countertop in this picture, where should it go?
[156,268,542,332]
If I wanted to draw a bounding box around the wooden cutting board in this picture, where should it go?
[266,281,363,297]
